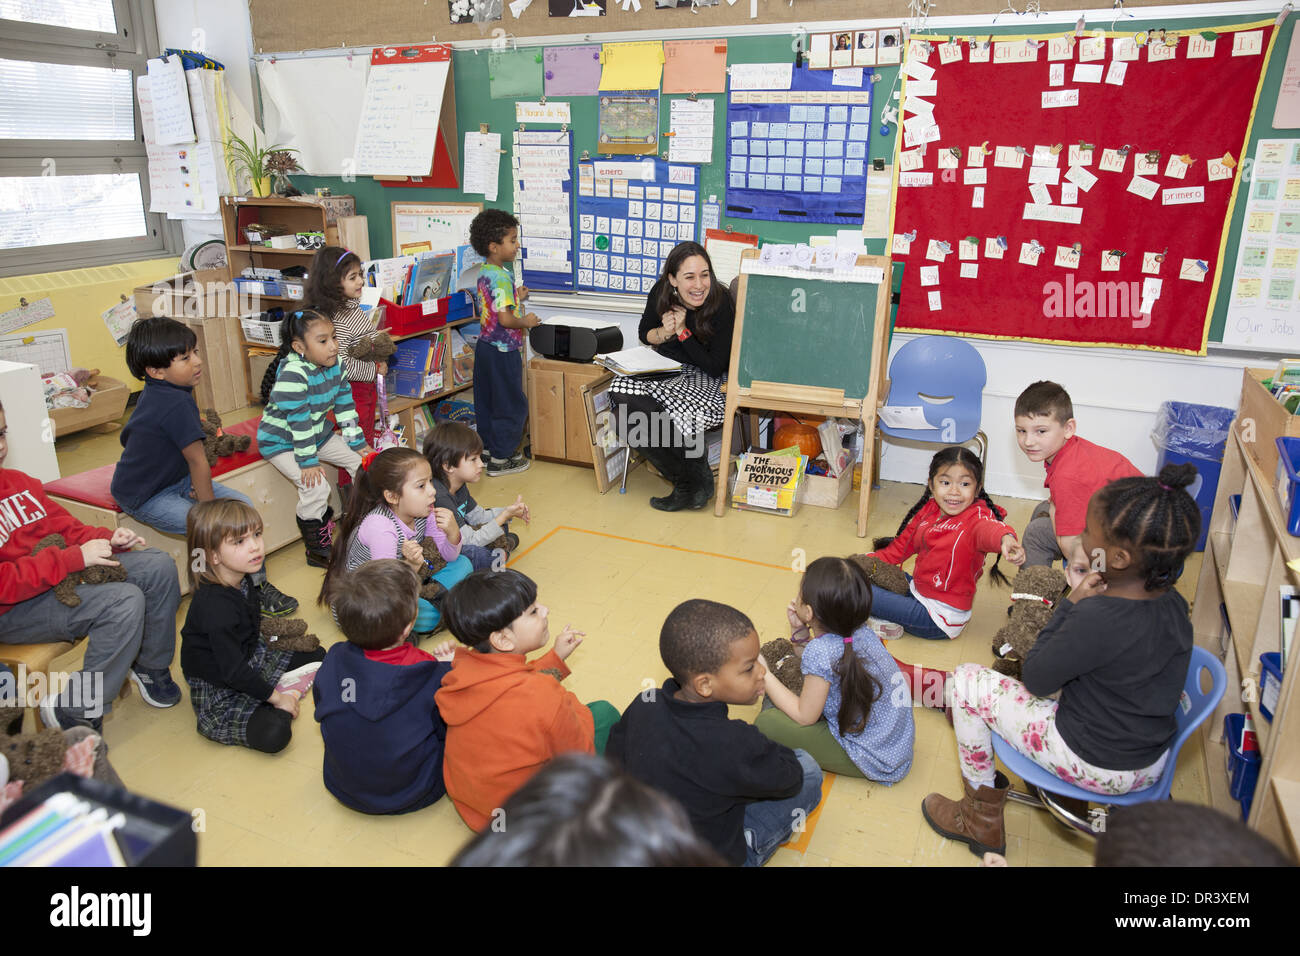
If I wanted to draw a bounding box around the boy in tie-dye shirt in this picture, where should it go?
[469,210,539,477]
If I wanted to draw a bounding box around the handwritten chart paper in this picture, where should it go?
[145,56,196,145]
[355,46,451,176]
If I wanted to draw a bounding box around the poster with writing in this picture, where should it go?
[513,130,575,292]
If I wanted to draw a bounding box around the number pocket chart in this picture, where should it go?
[513,129,576,292]
[725,63,873,225]
[574,157,700,294]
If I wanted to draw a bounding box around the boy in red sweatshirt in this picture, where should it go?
[0,399,182,730]
[1014,381,1141,582]
[436,569,618,831]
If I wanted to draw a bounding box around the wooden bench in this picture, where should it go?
[43,417,341,595]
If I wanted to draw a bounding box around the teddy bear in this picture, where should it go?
[200,408,252,468]
[348,330,397,366]
[849,553,911,595]
[990,564,1070,681]
[260,617,321,654]
[29,534,129,608]
[760,638,804,696]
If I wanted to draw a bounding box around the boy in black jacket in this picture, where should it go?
[314,560,457,814]
[607,599,823,866]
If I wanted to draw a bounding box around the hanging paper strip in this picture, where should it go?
[890,24,1274,354]
[514,129,576,292]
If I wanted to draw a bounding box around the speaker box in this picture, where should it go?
[529,324,623,362]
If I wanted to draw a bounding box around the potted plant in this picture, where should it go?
[224,130,299,198]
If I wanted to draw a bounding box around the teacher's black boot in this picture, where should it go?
[642,446,691,512]
[682,454,716,510]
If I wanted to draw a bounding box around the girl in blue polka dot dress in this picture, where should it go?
[755,556,915,782]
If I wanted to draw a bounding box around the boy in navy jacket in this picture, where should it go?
[314,560,455,814]
[113,316,297,616]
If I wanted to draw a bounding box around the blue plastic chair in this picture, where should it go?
[991,645,1226,837]
[879,335,988,465]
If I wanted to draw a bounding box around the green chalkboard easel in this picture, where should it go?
[716,248,892,536]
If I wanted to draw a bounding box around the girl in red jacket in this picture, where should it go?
[865,446,1024,640]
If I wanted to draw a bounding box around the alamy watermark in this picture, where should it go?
[0,665,104,718]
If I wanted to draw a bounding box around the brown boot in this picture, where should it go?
[921,771,1011,856]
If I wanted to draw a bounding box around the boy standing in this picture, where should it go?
[0,399,181,728]
[112,317,297,615]
[607,599,824,867]
[314,561,456,814]
[1014,381,1141,579]
[468,210,539,477]
[436,569,619,831]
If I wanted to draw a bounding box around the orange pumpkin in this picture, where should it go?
[773,422,822,460]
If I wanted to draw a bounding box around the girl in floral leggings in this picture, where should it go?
[922,463,1202,857]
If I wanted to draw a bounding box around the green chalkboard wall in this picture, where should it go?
[292,12,1296,345]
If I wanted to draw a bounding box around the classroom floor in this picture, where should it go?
[45,408,1210,867]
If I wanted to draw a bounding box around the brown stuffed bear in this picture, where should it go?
[349,330,397,366]
[30,534,129,608]
[850,553,911,595]
[991,564,1069,681]
[417,538,450,607]
[260,617,321,654]
[760,638,804,696]
[200,408,252,467]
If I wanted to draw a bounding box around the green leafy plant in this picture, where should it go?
[224,129,299,196]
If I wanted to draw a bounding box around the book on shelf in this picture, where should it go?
[404,252,455,306]
[594,346,682,376]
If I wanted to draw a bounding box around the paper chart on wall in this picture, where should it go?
[513,130,575,291]
[137,76,221,216]
[1222,139,1300,349]
[463,131,502,202]
[354,48,450,176]
[574,157,699,294]
[667,99,714,164]
[0,329,72,377]
[145,56,196,145]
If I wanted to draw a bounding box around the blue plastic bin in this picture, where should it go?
[1152,402,1236,551]
[1224,713,1261,822]
[1275,438,1300,537]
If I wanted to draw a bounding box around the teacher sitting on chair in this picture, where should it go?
[609,241,736,512]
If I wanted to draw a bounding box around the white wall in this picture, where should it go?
[528,293,1272,500]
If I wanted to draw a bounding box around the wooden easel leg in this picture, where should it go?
[715,398,739,517]
[857,411,874,538]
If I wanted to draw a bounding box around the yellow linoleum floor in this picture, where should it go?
[45,408,1210,867]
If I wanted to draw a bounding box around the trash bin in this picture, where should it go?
[1151,401,1236,551]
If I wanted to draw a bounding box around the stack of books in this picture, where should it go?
[391,329,448,399]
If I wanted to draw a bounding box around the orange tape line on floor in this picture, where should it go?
[783,772,836,854]
[508,525,792,571]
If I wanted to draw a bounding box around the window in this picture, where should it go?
[0,0,179,276]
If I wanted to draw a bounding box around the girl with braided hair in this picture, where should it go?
[923,463,1201,858]
[862,446,1024,641]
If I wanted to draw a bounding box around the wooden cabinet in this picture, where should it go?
[1192,387,1300,859]
[527,357,609,467]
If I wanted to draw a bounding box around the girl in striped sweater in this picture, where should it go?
[258,309,373,567]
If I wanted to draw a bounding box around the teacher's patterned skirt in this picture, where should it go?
[608,367,726,439]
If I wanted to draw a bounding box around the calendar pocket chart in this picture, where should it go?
[574,157,700,294]
[725,63,873,225]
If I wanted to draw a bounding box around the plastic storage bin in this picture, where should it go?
[1260,651,1283,721]
[1275,437,1300,536]
[1152,401,1236,551]
[1224,713,1261,822]
[378,291,475,337]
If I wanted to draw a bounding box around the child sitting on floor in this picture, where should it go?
[756,556,914,782]
[607,599,824,867]
[180,500,325,753]
[318,447,472,636]
[423,422,530,571]
[314,560,458,814]
[436,569,618,831]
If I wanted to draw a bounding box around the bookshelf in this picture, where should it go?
[220,196,333,405]
[386,317,476,446]
[1191,386,1300,860]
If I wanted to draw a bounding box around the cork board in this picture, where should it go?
[248,0,1230,52]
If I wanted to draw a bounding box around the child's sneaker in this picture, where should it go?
[129,665,182,708]
[487,454,530,477]
[39,694,103,733]
[257,581,299,617]
[869,618,904,640]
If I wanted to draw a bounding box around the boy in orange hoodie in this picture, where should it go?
[437,569,619,831]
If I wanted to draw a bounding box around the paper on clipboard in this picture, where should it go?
[704,228,759,286]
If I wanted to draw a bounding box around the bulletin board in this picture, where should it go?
[889,22,1277,355]
[390,201,482,254]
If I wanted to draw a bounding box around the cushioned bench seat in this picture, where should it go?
[44,417,341,594]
